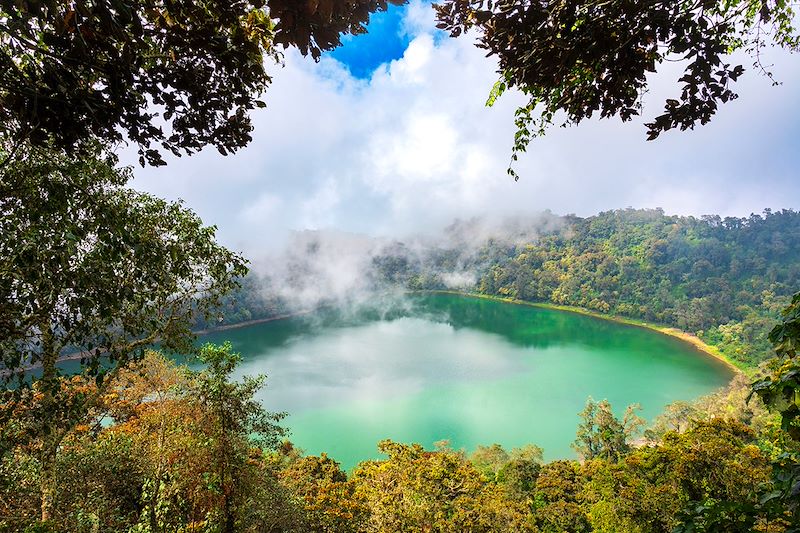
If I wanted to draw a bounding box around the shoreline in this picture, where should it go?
[4,295,744,377]
[423,290,744,375]
[194,309,315,336]
[2,310,315,377]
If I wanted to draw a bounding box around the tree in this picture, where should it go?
[434,0,799,178]
[351,440,534,532]
[753,292,800,440]
[277,452,364,533]
[194,341,286,533]
[0,142,247,522]
[746,292,800,526]
[586,420,774,533]
[469,443,511,480]
[0,349,290,532]
[495,454,542,503]
[469,443,543,481]
[0,0,405,165]
[646,374,776,443]
[572,398,644,462]
[532,460,591,533]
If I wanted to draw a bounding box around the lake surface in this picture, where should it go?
[200,293,734,470]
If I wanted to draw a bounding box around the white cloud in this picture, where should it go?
[401,0,436,37]
[367,112,458,186]
[297,178,343,230]
[128,2,800,260]
[378,33,434,84]
[241,192,280,225]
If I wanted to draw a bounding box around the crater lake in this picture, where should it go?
[199,293,734,469]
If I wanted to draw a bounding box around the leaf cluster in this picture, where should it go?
[752,293,800,440]
[0,0,282,165]
[270,0,407,60]
[0,0,406,165]
[0,141,248,383]
[434,0,799,179]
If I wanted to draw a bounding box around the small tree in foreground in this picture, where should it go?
[572,398,644,462]
[194,342,287,533]
[0,142,248,522]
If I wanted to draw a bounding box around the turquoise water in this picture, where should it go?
[200,293,734,469]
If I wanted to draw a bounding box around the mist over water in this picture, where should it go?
[246,212,566,315]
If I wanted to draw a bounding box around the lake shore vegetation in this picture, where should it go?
[2,344,798,531]
[2,0,800,529]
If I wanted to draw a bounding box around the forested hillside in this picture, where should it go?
[467,208,800,367]
[216,209,800,368]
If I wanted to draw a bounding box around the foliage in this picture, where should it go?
[276,452,365,532]
[192,342,287,533]
[532,460,591,533]
[753,293,800,440]
[468,442,542,481]
[0,141,248,519]
[0,142,247,381]
[3,350,798,531]
[647,373,779,445]
[269,0,406,60]
[0,0,404,165]
[53,432,144,533]
[434,0,800,178]
[495,456,541,503]
[733,291,800,532]
[0,350,289,532]
[586,420,775,533]
[350,439,534,532]
[196,342,286,451]
[0,448,40,531]
[572,398,644,462]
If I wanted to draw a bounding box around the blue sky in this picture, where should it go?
[129,0,800,257]
[329,3,412,78]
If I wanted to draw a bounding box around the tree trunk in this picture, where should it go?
[39,327,59,524]
[224,493,235,533]
[40,442,57,522]
[220,404,235,533]
[149,416,166,533]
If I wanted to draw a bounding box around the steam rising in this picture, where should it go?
[248,213,565,314]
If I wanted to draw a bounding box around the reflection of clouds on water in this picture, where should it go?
[238,317,530,412]
[215,295,733,468]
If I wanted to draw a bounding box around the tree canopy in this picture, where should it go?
[752,293,800,440]
[0,141,249,520]
[0,141,247,382]
[0,0,404,165]
[572,398,643,462]
[435,0,800,178]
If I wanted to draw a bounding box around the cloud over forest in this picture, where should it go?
[129,0,800,259]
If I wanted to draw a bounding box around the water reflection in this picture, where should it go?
[199,294,734,469]
[233,317,531,412]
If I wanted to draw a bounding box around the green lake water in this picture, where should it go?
[199,293,734,470]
